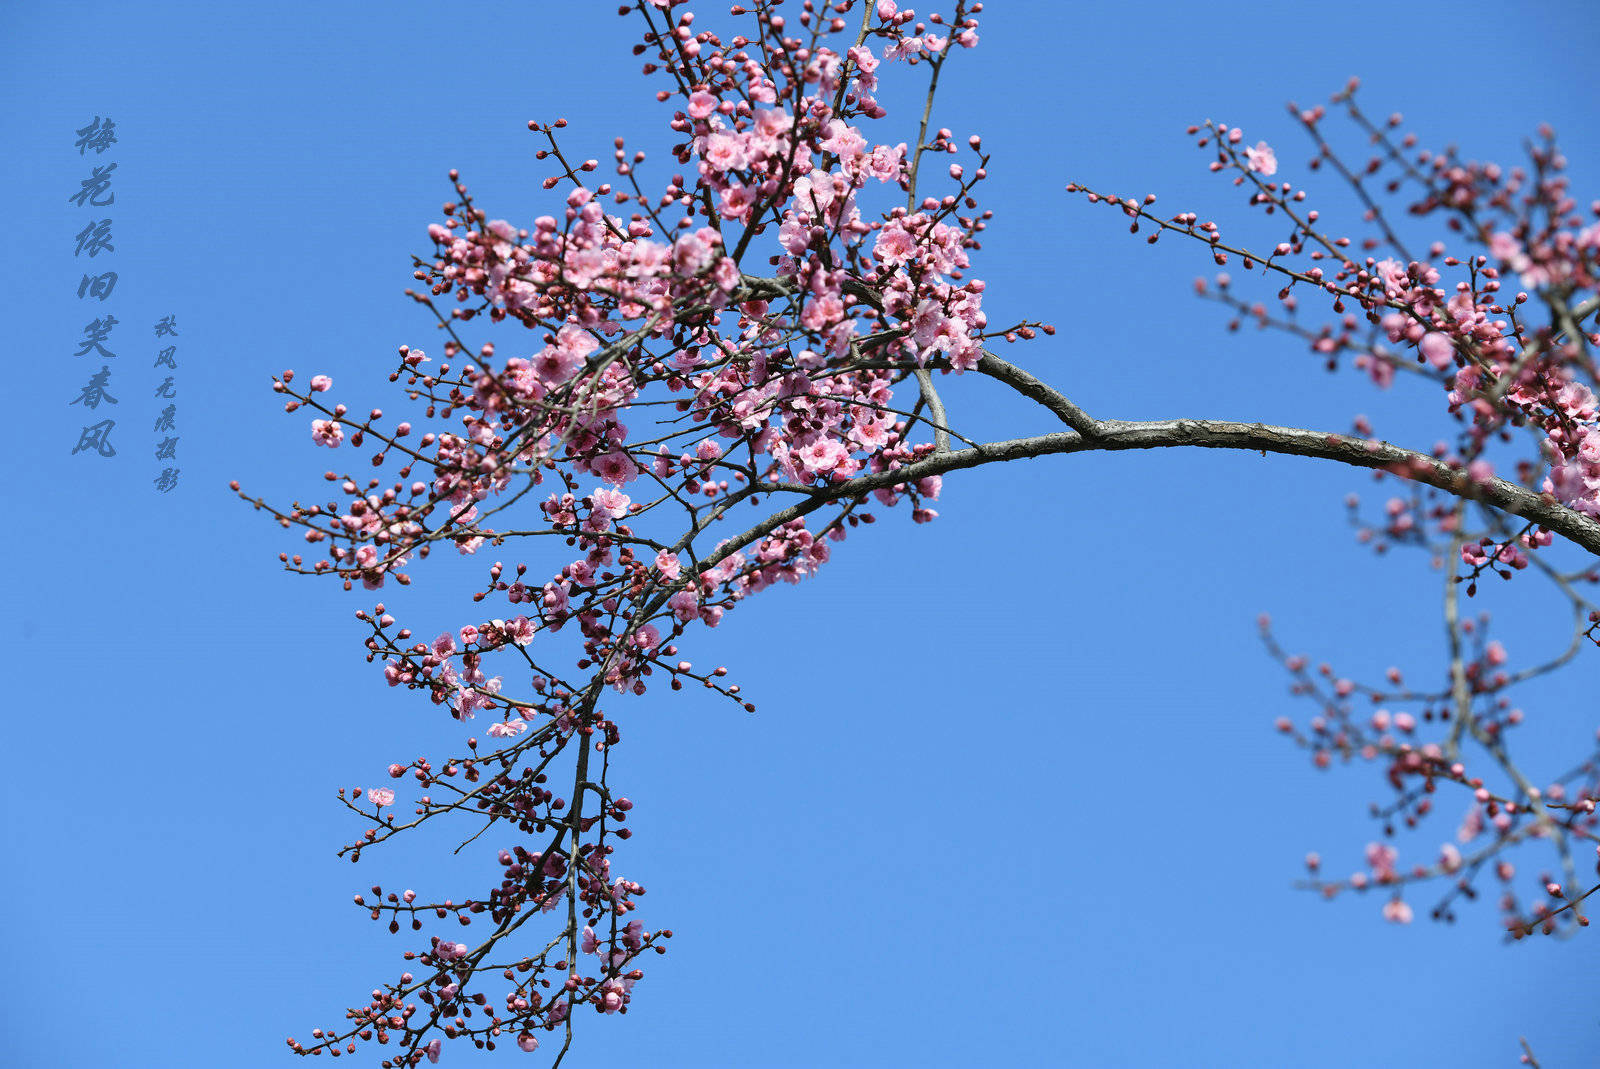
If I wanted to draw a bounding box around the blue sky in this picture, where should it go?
[5,1,1599,1065]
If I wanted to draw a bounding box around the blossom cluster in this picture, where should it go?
[252,2,999,1063]
[1069,81,1600,946]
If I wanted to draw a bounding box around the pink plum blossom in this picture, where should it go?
[1244,140,1278,175]
[310,420,343,447]
[1381,899,1414,924]
[592,450,640,485]
[686,91,717,119]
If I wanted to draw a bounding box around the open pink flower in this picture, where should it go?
[797,437,848,476]
[591,487,632,519]
[1381,898,1413,924]
[701,131,750,173]
[310,419,343,447]
[686,90,717,120]
[718,183,756,222]
[1244,140,1278,175]
[592,450,640,486]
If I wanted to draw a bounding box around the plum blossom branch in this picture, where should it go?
[246,4,1599,1063]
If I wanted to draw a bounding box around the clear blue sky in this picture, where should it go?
[5,2,1598,1065]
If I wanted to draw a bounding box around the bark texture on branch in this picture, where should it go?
[764,419,1600,558]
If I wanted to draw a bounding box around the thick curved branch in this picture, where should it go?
[757,419,1600,557]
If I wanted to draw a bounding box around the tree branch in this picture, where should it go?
[974,349,1101,437]
[762,418,1600,556]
